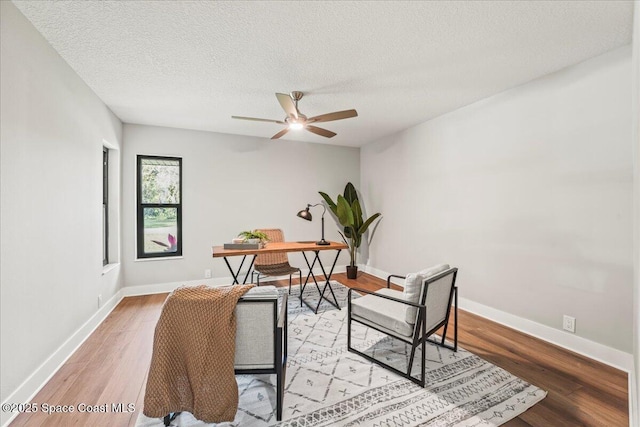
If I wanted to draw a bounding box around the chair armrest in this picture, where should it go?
[348,287,425,309]
[386,274,406,288]
[277,294,288,329]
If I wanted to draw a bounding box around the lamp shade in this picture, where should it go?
[297,208,312,221]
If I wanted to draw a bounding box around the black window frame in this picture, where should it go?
[136,155,183,259]
[103,147,109,266]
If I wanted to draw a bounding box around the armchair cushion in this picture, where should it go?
[403,264,449,323]
[350,288,414,337]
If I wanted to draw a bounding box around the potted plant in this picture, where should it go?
[238,230,269,247]
[319,183,381,279]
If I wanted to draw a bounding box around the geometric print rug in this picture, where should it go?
[136,282,546,427]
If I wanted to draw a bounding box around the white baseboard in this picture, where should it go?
[121,277,233,296]
[122,265,348,297]
[630,368,638,427]
[360,264,397,284]
[361,264,633,372]
[458,297,633,372]
[0,291,123,427]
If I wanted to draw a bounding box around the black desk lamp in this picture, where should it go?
[297,203,330,245]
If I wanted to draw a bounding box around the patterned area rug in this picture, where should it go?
[137,282,546,426]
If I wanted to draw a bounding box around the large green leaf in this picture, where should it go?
[336,195,355,228]
[343,226,353,239]
[318,191,338,216]
[346,225,358,242]
[351,199,363,230]
[359,212,381,234]
[343,182,359,205]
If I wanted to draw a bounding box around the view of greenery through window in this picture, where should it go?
[138,157,181,257]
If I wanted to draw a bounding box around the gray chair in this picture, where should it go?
[157,285,288,426]
[347,265,458,387]
[251,228,302,294]
[235,286,287,421]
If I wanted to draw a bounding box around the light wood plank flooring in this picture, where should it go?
[10,273,628,426]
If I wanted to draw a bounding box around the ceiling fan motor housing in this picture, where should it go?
[232,90,357,139]
[286,113,307,125]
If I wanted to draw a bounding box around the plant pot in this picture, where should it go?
[346,265,358,279]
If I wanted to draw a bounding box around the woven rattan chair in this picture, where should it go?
[251,229,301,294]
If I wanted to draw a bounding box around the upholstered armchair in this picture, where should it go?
[235,286,287,421]
[347,265,458,387]
[158,286,288,426]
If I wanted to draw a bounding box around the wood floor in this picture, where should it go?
[10,273,629,426]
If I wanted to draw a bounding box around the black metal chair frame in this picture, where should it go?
[251,268,302,295]
[162,294,288,425]
[347,268,458,387]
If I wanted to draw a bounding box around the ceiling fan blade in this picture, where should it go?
[232,116,285,124]
[308,109,358,123]
[276,93,298,119]
[271,128,290,140]
[306,125,336,138]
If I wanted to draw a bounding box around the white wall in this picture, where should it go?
[121,124,359,289]
[361,46,633,356]
[0,1,123,421]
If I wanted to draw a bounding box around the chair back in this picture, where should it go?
[254,229,288,267]
[234,290,278,369]
[416,268,458,336]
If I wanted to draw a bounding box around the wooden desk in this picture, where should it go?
[212,241,347,313]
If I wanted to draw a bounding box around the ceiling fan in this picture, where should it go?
[232,91,358,139]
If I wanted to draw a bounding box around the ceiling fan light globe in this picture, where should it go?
[289,122,304,130]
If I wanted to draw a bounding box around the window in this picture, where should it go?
[136,155,182,259]
[103,147,109,266]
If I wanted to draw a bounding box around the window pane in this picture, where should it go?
[141,158,180,204]
[142,207,178,254]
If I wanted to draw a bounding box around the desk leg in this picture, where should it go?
[317,249,342,310]
[223,255,256,285]
[242,255,256,285]
[300,252,322,309]
[299,249,342,314]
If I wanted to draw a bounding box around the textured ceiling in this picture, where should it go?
[12,1,633,147]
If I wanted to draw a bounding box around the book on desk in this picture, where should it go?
[222,243,261,250]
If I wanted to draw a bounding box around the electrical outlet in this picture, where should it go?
[98,294,103,309]
[562,315,575,333]
[204,269,212,279]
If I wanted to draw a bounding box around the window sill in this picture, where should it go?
[135,256,184,262]
[102,263,120,276]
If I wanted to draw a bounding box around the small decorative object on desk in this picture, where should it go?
[223,242,260,249]
[221,230,269,249]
